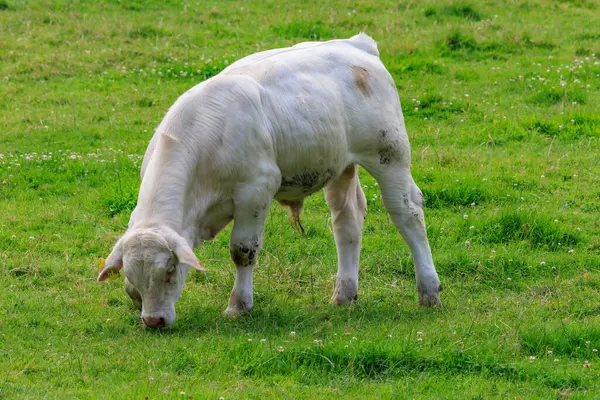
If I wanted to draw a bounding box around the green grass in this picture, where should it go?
[1,0,600,398]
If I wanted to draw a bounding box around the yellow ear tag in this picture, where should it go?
[98,258,121,280]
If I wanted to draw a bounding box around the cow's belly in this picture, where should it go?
[274,167,336,201]
[273,146,349,201]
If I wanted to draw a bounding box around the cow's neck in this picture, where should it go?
[134,135,196,241]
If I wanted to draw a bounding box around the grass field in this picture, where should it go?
[1,0,599,398]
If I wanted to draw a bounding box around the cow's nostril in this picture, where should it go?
[159,317,165,325]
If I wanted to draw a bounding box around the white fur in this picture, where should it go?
[98,33,441,327]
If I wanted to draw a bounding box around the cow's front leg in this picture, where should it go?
[325,165,367,305]
[224,172,279,317]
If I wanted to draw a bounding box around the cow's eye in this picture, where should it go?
[165,264,176,283]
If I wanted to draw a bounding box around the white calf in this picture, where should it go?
[98,33,442,328]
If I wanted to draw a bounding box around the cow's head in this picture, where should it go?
[97,225,204,328]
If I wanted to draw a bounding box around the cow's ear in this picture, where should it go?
[176,246,205,272]
[97,239,124,281]
[165,230,204,272]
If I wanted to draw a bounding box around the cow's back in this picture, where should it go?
[216,34,401,198]
[145,34,405,202]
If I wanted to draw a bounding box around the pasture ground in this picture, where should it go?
[1,0,599,398]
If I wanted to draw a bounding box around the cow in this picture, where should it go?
[97,33,442,328]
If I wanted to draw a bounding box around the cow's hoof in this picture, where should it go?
[223,293,253,318]
[418,292,441,307]
[418,280,442,307]
[223,306,251,318]
[330,279,358,305]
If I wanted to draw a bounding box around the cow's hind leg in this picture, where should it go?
[325,165,367,304]
[224,170,280,317]
[361,159,442,307]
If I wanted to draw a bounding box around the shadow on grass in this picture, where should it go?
[162,296,446,337]
[239,345,586,390]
